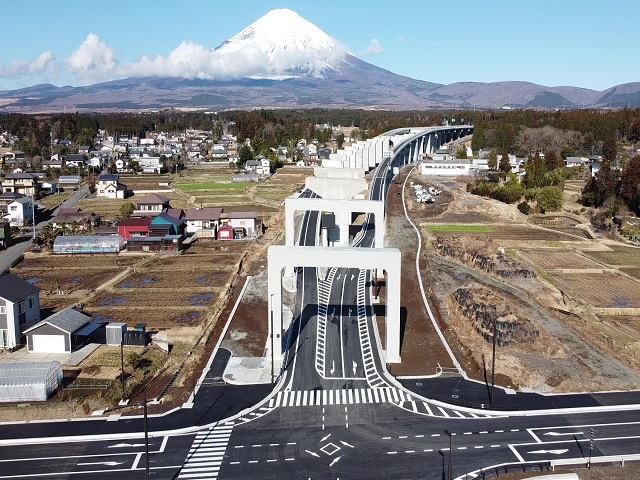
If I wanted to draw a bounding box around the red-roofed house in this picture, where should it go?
[117,217,152,240]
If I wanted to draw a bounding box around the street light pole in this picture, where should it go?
[270,293,275,383]
[444,429,452,480]
[491,317,497,406]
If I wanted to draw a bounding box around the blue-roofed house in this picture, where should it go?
[149,212,184,237]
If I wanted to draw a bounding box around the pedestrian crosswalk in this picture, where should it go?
[179,423,234,479]
[267,387,496,419]
[269,387,408,408]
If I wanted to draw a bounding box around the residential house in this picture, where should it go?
[117,216,152,240]
[0,274,41,349]
[52,208,100,231]
[164,208,184,220]
[137,156,162,173]
[115,158,128,172]
[184,207,223,237]
[565,156,590,168]
[149,213,185,237]
[133,193,171,217]
[42,156,65,170]
[219,211,259,238]
[2,195,34,226]
[317,148,332,160]
[0,193,25,220]
[96,174,127,199]
[256,156,271,176]
[211,144,227,159]
[1,151,27,166]
[245,159,259,173]
[65,154,87,168]
[1,173,40,196]
[78,146,90,155]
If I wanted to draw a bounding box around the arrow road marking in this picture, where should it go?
[340,441,354,448]
[330,456,342,467]
[78,461,124,467]
[351,274,355,281]
[527,449,569,455]
[321,434,331,442]
[544,432,583,437]
[305,450,319,458]
[330,361,335,375]
[108,443,146,448]
[352,361,357,375]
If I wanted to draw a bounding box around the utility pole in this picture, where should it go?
[120,341,125,402]
[143,377,150,479]
[444,429,453,480]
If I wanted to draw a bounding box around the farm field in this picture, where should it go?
[425,224,585,242]
[620,267,640,279]
[119,174,176,191]
[76,191,188,219]
[550,271,640,308]
[518,249,604,270]
[14,254,141,269]
[12,268,120,293]
[91,289,222,307]
[581,245,640,266]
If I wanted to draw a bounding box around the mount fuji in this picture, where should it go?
[0,8,638,112]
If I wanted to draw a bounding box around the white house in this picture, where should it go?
[3,196,34,226]
[211,144,227,159]
[96,174,127,199]
[184,207,223,237]
[220,211,258,237]
[138,156,162,173]
[565,156,590,168]
[0,274,41,349]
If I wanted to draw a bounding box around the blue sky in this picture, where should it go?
[0,0,637,92]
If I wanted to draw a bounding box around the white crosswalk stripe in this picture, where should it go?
[274,387,408,407]
[179,424,234,479]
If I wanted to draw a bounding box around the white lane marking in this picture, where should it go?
[78,462,124,466]
[131,453,142,470]
[108,443,145,448]
[543,432,583,437]
[527,428,542,443]
[509,444,526,463]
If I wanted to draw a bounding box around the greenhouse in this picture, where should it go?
[0,361,63,402]
[53,235,125,254]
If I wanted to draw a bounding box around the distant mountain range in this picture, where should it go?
[1,9,639,113]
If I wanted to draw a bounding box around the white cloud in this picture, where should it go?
[360,39,384,56]
[65,33,117,84]
[0,51,57,80]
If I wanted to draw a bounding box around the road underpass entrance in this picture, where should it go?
[268,246,402,365]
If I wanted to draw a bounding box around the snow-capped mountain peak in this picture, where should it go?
[215,8,349,79]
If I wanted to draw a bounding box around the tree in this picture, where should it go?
[498,151,511,174]
[336,133,345,149]
[535,186,563,213]
[128,160,142,173]
[120,202,135,219]
[238,145,253,166]
[545,150,563,170]
[456,146,468,159]
[619,155,640,203]
[488,150,498,171]
[525,152,548,189]
[603,136,617,162]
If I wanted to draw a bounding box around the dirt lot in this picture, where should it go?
[386,166,640,391]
